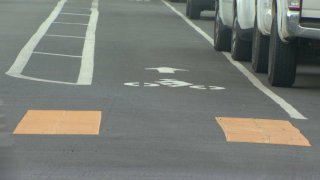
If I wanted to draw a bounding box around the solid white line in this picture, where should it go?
[63,7,91,10]
[60,12,91,16]
[33,51,82,58]
[45,34,85,39]
[6,0,67,75]
[9,74,78,85]
[53,22,88,26]
[161,0,307,120]
[77,0,99,85]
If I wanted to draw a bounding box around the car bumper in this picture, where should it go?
[286,11,320,40]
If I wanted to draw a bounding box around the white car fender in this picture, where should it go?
[257,0,290,42]
[277,0,290,42]
[236,0,255,30]
[256,0,272,35]
[218,0,234,28]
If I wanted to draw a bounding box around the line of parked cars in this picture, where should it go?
[173,0,320,88]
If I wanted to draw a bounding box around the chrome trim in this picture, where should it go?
[285,11,320,40]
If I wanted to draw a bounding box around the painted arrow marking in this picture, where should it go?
[145,67,189,74]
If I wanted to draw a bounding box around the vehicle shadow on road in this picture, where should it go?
[199,16,215,21]
[294,65,320,89]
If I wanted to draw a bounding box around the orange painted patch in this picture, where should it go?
[216,117,311,147]
[14,110,101,135]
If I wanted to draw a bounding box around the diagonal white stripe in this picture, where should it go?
[77,0,99,85]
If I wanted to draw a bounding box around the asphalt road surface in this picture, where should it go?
[1,0,320,179]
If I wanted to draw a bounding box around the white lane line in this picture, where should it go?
[9,74,78,85]
[6,0,67,75]
[77,0,99,85]
[161,0,307,120]
[53,22,88,26]
[63,7,91,10]
[45,34,85,39]
[33,51,82,58]
[60,12,91,16]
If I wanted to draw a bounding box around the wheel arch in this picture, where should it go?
[274,0,290,42]
[236,0,255,30]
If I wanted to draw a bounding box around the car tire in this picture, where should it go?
[186,0,191,17]
[231,11,252,61]
[213,1,231,51]
[189,0,201,19]
[268,15,297,87]
[252,17,269,73]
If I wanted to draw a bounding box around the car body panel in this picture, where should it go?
[301,0,320,18]
[218,0,255,30]
[257,0,320,41]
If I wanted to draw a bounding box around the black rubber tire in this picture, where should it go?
[252,17,270,73]
[189,0,201,19]
[231,12,252,61]
[213,1,231,51]
[186,0,191,17]
[268,15,297,87]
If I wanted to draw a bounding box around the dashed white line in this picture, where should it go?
[33,51,82,58]
[161,0,307,120]
[45,34,85,39]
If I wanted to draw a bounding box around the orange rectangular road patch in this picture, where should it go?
[216,117,311,147]
[14,110,101,135]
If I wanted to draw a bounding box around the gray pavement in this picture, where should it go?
[0,0,320,179]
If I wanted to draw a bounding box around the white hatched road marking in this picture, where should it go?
[77,0,99,85]
[33,51,82,58]
[45,34,85,39]
[6,0,99,85]
[161,0,307,120]
[60,12,91,16]
[53,22,88,26]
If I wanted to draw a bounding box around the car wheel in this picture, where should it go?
[231,11,252,61]
[213,1,231,51]
[252,17,269,73]
[268,15,297,87]
[189,0,200,19]
[186,0,191,17]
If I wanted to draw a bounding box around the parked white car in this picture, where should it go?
[213,0,255,61]
[252,0,320,87]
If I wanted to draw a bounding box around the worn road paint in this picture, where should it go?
[60,12,91,16]
[124,80,225,90]
[14,110,102,135]
[144,83,160,87]
[45,34,86,39]
[162,0,307,120]
[124,82,140,87]
[33,51,82,59]
[189,85,207,90]
[53,22,88,26]
[146,67,189,74]
[216,117,311,146]
[77,0,99,85]
[155,79,193,87]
